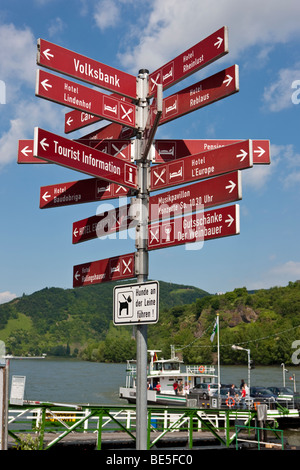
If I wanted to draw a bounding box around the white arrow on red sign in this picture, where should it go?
[150,139,252,191]
[149,26,228,96]
[148,204,240,251]
[18,140,49,164]
[40,178,134,209]
[34,127,138,189]
[36,69,137,129]
[64,94,134,133]
[155,64,239,126]
[37,38,137,99]
[153,139,270,165]
[149,171,242,222]
[73,253,136,287]
[72,203,135,244]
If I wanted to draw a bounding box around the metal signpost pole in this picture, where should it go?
[135,69,150,450]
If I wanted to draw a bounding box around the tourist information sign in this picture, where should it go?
[150,139,252,191]
[113,281,159,325]
[33,127,137,189]
[153,138,270,165]
[37,38,137,99]
[149,26,228,96]
[148,204,240,251]
[36,69,137,129]
[76,138,133,162]
[73,253,136,287]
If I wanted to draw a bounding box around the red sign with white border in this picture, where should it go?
[40,178,134,209]
[149,171,242,222]
[64,95,133,133]
[150,140,252,191]
[156,65,239,126]
[36,69,137,129]
[73,253,136,287]
[34,127,137,189]
[72,204,135,244]
[148,204,240,251]
[37,38,137,99]
[18,140,48,164]
[149,26,228,96]
[153,139,270,165]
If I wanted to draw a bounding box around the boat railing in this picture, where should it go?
[186,365,216,375]
[125,360,136,375]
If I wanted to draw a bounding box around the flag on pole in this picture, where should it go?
[210,317,218,342]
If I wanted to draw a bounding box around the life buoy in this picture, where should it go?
[226,397,235,407]
[198,365,205,373]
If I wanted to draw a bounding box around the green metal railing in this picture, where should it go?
[235,424,284,450]
[7,403,279,450]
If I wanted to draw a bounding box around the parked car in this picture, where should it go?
[266,387,294,399]
[189,383,218,399]
[250,387,276,403]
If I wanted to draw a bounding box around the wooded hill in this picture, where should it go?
[0,280,299,365]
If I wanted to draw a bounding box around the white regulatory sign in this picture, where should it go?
[113,281,159,325]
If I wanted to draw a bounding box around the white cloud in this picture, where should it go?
[48,17,65,37]
[263,66,300,112]
[94,0,121,31]
[243,143,300,191]
[116,0,300,73]
[248,261,300,290]
[270,261,300,278]
[0,98,65,169]
[0,291,17,304]
[0,23,36,93]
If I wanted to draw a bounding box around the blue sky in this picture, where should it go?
[1,0,300,302]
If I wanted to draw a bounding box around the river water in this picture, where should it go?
[7,358,300,447]
[7,358,299,405]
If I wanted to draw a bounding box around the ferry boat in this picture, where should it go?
[119,347,218,406]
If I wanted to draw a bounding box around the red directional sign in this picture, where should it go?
[72,204,135,244]
[149,26,228,96]
[19,137,132,165]
[153,139,270,165]
[65,109,101,133]
[76,138,132,162]
[34,127,137,189]
[36,69,137,129]
[18,140,48,164]
[150,140,252,191]
[73,253,136,287]
[71,171,242,243]
[40,178,134,209]
[77,122,136,141]
[64,94,133,133]
[37,38,137,99]
[148,204,240,251]
[156,65,239,126]
[149,171,242,222]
